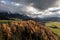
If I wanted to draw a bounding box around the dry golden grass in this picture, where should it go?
[0,20,58,40]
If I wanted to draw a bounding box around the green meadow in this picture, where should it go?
[45,22,60,40]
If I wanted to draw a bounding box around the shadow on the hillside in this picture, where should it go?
[49,25,60,29]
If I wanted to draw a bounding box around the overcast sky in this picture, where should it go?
[0,0,60,10]
[0,0,60,18]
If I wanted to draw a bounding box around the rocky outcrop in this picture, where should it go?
[0,20,57,40]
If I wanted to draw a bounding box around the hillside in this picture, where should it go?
[0,20,57,40]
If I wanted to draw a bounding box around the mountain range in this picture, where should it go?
[0,11,33,20]
[0,11,60,22]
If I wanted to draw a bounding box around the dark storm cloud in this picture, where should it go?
[26,0,57,10]
[0,0,59,10]
[11,0,58,10]
[0,0,60,18]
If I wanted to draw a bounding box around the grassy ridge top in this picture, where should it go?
[0,20,22,23]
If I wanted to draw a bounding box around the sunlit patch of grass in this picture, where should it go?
[45,22,60,40]
[0,20,22,23]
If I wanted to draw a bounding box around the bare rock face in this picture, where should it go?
[0,20,57,40]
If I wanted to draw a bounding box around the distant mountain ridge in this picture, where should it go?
[0,11,33,20]
[0,11,60,22]
[35,17,60,23]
